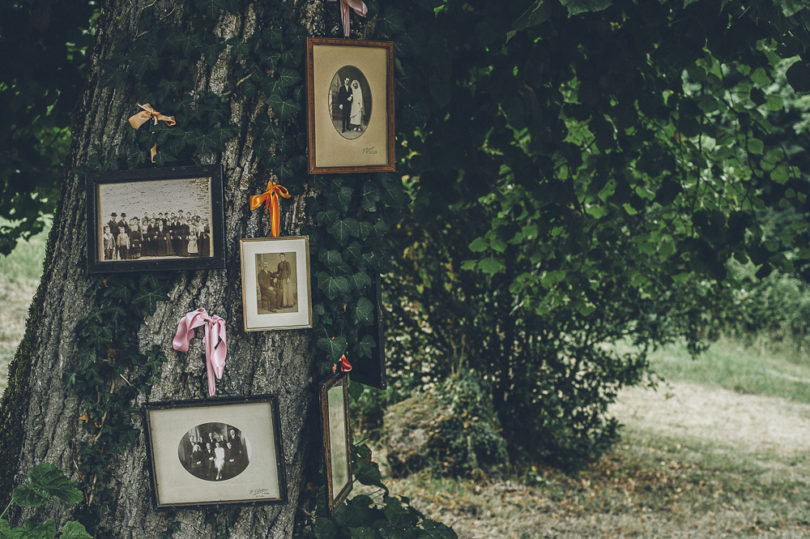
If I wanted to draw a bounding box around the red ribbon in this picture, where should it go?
[172,308,227,396]
[328,0,367,37]
[250,179,291,238]
[332,354,353,373]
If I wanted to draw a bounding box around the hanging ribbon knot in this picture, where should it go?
[128,103,176,164]
[172,308,227,397]
[250,178,291,237]
[328,0,367,37]
[332,353,353,374]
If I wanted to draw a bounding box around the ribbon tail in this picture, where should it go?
[271,194,281,237]
[150,143,158,164]
[340,2,351,36]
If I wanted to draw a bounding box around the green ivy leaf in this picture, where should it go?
[337,185,354,210]
[356,335,376,359]
[560,0,613,16]
[322,275,350,299]
[277,68,301,89]
[7,519,57,539]
[361,183,380,212]
[316,336,347,361]
[328,218,359,244]
[355,298,375,325]
[266,94,301,121]
[351,272,372,291]
[478,257,505,275]
[13,463,82,507]
[468,237,488,253]
[60,521,92,539]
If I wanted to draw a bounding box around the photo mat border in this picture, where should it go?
[239,236,313,332]
[85,165,226,274]
[306,37,396,174]
[319,373,353,514]
[143,395,288,510]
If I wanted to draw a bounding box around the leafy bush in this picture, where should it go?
[722,262,810,352]
[384,371,508,478]
[427,371,509,477]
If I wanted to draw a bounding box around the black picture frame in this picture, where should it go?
[319,374,352,514]
[86,165,225,274]
[143,395,287,509]
[350,274,387,389]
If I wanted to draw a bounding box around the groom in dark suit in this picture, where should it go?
[336,77,352,132]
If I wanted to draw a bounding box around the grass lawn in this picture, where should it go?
[0,224,48,390]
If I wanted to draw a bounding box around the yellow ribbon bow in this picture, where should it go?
[128,103,176,163]
[250,179,291,237]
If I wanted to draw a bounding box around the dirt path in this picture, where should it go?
[611,380,810,455]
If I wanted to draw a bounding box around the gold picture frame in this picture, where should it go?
[306,37,395,174]
[239,236,312,331]
[319,374,352,513]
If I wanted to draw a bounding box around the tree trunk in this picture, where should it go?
[0,1,332,536]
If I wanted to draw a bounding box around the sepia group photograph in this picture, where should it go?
[86,166,225,273]
[144,397,286,508]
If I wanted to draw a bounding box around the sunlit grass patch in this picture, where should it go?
[647,337,810,405]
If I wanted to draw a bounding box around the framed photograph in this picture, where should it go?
[143,395,287,509]
[351,274,387,389]
[319,374,352,513]
[86,165,225,274]
[239,236,312,331]
[306,37,395,174]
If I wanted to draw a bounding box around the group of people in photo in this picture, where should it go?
[102,210,211,261]
[257,254,295,313]
[179,426,248,482]
[335,76,366,133]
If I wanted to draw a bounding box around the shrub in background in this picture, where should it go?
[384,370,508,478]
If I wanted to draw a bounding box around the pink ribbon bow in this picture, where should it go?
[172,308,227,396]
[328,0,367,37]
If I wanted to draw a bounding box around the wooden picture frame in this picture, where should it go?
[86,165,225,274]
[143,395,287,509]
[319,374,352,513]
[239,236,312,331]
[306,37,395,174]
[350,274,387,389]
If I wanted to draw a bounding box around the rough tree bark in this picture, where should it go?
[0,0,331,536]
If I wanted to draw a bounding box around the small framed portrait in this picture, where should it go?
[86,166,225,274]
[306,37,395,174]
[143,395,287,509]
[239,236,312,331]
[319,374,352,513]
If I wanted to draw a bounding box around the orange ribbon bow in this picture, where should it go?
[128,103,176,163]
[328,0,367,37]
[250,179,291,237]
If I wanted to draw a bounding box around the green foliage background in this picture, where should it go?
[4,0,810,534]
